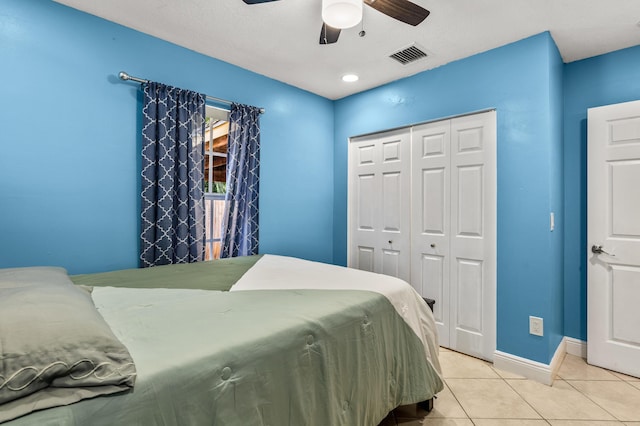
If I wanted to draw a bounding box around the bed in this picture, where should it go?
[0,254,443,425]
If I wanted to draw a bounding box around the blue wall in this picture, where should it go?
[333,33,565,364]
[562,45,640,341]
[0,0,335,273]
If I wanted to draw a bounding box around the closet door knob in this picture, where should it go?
[430,243,436,248]
[388,240,393,244]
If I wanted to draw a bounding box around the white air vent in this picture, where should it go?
[389,44,428,65]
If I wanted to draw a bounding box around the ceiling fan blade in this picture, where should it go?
[364,0,430,26]
[319,23,341,45]
[242,0,279,4]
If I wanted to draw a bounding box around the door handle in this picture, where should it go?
[591,245,615,256]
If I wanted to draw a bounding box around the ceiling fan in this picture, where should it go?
[242,0,430,45]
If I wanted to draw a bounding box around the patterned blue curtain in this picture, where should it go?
[140,82,206,267]
[221,103,261,258]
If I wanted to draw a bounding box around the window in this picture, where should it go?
[203,107,229,260]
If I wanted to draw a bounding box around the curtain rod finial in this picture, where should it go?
[119,71,130,81]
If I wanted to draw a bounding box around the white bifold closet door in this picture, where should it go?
[411,111,496,361]
[348,110,496,362]
[348,129,411,283]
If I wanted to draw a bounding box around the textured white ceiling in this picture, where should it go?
[54,0,640,100]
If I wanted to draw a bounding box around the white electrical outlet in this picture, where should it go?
[529,316,544,336]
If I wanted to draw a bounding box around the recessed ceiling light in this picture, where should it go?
[342,74,359,82]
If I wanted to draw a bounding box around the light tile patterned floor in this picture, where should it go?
[378,348,640,426]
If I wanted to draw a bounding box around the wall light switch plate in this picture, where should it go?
[529,316,544,336]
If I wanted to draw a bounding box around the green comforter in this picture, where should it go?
[6,256,443,426]
[71,255,262,291]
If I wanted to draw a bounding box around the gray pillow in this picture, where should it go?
[0,267,136,423]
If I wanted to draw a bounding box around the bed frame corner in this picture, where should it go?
[417,398,434,412]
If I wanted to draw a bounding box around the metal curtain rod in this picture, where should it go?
[118,71,265,114]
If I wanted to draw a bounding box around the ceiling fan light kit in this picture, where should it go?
[322,0,363,29]
[242,0,430,46]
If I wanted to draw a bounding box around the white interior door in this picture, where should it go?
[411,120,452,347]
[348,129,411,282]
[588,100,640,378]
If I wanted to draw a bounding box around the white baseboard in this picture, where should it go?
[565,337,587,358]
[550,337,568,380]
[493,338,567,386]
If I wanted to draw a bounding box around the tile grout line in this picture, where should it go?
[442,379,474,422]
[501,372,548,422]
[563,378,637,423]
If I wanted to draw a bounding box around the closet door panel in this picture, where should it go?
[450,111,496,361]
[457,165,484,238]
[378,130,411,281]
[382,249,402,277]
[456,257,484,334]
[356,173,376,231]
[356,246,375,272]
[421,168,446,234]
[411,121,452,347]
[350,141,379,273]
[382,171,403,232]
[349,130,410,282]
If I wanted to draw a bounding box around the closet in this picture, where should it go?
[348,110,496,361]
